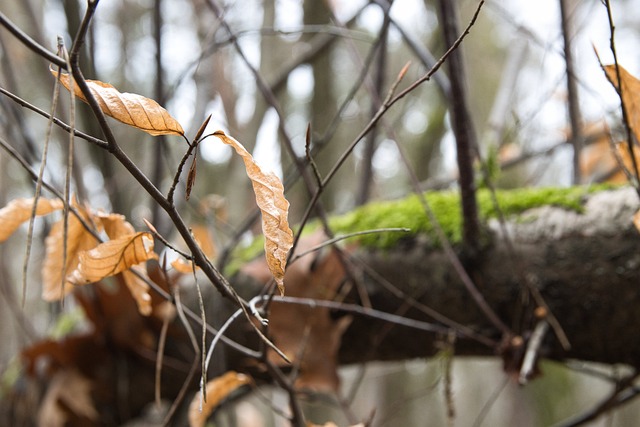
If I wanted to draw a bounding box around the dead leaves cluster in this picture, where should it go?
[49,69,293,295]
[0,198,157,315]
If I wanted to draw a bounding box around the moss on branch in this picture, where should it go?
[227,185,615,273]
[328,185,610,248]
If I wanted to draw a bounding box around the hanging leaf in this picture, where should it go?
[214,131,293,296]
[191,224,217,261]
[66,232,158,285]
[121,266,152,316]
[171,258,195,274]
[51,68,184,136]
[0,197,64,242]
[97,212,136,239]
[188,371,252,427]
[603,64,640,144]
[42,203,100,301]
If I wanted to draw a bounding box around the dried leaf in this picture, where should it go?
[66,232,158,285]
[171,258,195,274]
[122,266,152,316]
[188,371,252,427]
[42,203,100,301]
[0,197,64,242]
[191,224,216,261]
[186,154,198,201]
[38,369,99,427]
[51,68,184,136]
[97,212,136,239]
[634,210,640,233]
[603,64,640,144]
[241,230,351,391]
[214,131,293,295]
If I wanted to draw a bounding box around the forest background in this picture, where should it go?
[1,0,640,426]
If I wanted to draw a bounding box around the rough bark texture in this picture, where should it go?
[234,187,640,371]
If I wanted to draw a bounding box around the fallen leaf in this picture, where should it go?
[51,68,184,136]
[188,371,252,427]
[242,230,351,392]
[66,232,158,285]
[0,197,64,242]
[42,203,100,301]
[37,369,98,427]
[214,131,293,295]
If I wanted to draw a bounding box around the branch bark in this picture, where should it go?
[233,187,640,369]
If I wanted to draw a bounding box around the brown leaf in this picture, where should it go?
[38,369,99,427]
[171,258,195,274]
[121,266,152,316]
[191,224,216,261]
[634,210,640,233]
[42,203,100,301]
[242,230,351,392]
[214,131,293,295]
[51,68,184,136]
[0,197,64,242]
[97,212,136,239]
[188,371,252,427]
[66,232,158,285]
[186,154,198,201]
[603,64,640,144]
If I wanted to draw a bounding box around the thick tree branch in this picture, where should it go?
[232,187,640,369]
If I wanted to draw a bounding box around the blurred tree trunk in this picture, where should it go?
[300,0,337,214]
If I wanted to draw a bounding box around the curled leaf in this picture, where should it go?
[51,67,184,136]
[188,371,252,427]
[186,154,198,201]
[214,131,293,295]
[66,232,158,285]
[97,212,136,239]
[0,197,64,242]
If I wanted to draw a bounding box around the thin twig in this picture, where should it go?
[603,0,640,198]
[554,373,640,427]
[60,40,76,310]
[22,50,62,307]
[0,87,108,148]
[289,228,410,263]
[0,11,66,68]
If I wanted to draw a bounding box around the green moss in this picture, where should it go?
[225,185,617,273]
[328,185,613,249]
